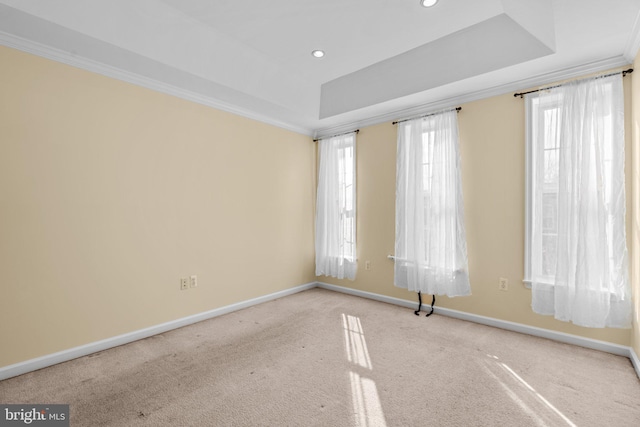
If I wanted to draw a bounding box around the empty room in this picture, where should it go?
[1,0,640,425]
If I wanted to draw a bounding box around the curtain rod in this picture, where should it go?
[513,68,634,98]
[313,129,359,142]
[392,107,462,125]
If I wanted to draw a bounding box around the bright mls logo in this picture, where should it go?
[0,405,69,426]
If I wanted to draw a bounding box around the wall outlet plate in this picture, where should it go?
[190,275,197,288]
[180,278,189,290]
[499,278,508,291]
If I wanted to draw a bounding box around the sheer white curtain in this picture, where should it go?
[394,110,470,297]
[528,74,631,328]
[315,132,357,280]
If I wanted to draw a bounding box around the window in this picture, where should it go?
[418,127,458,273]
[525,94,562,285]
[340,140,356,264]
[394,110,470,297]
[315,132,357,280]
[524,74,631,328]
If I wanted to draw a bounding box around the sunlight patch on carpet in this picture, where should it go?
[349,371,387,427]
[485,354,577,427]
[342,313,387,426]
[498,362,576,427]
[342,314,373,370]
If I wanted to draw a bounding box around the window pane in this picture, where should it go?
[543,149,559,186]
[542,192,557,233]
[542,234,557,277]
[422,132,433,193]
[543,108,559,149]
[345,184,353,211]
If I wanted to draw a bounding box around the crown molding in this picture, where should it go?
[2,29,632,141]
[0,31,314,137]
[624,8,640,62]
[313,56,631,139]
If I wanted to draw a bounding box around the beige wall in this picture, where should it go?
[632,52,640,358]
[0,46,317,368]
[1,43,637,369]
[322,73,634,347]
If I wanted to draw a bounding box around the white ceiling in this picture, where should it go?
[1,0,639,137]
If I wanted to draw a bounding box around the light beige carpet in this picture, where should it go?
[1,288,639,426]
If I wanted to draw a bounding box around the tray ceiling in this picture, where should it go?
[0,0,639,136]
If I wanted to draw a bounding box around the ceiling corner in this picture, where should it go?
[624,8,640,62]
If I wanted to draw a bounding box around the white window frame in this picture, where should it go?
[315,131,357,280]
[337,138,356,264]
[524,95,561,288]
[524,95,533,289]
[524,82,619,290]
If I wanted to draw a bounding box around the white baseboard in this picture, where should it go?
[316,282,633,359]
[630,347,640,380]
[0,281,317,381]
[3,280,638,382]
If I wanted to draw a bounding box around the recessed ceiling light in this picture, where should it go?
[311,50,325,58]
[421,0,438,7]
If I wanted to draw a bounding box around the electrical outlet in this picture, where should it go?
[190,275,198,288]
[180,277,189,290]
[499,278,508,291]
[365,261,371,270]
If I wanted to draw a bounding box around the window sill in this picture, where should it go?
[523,279,597,290]
[522,279,555,290]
